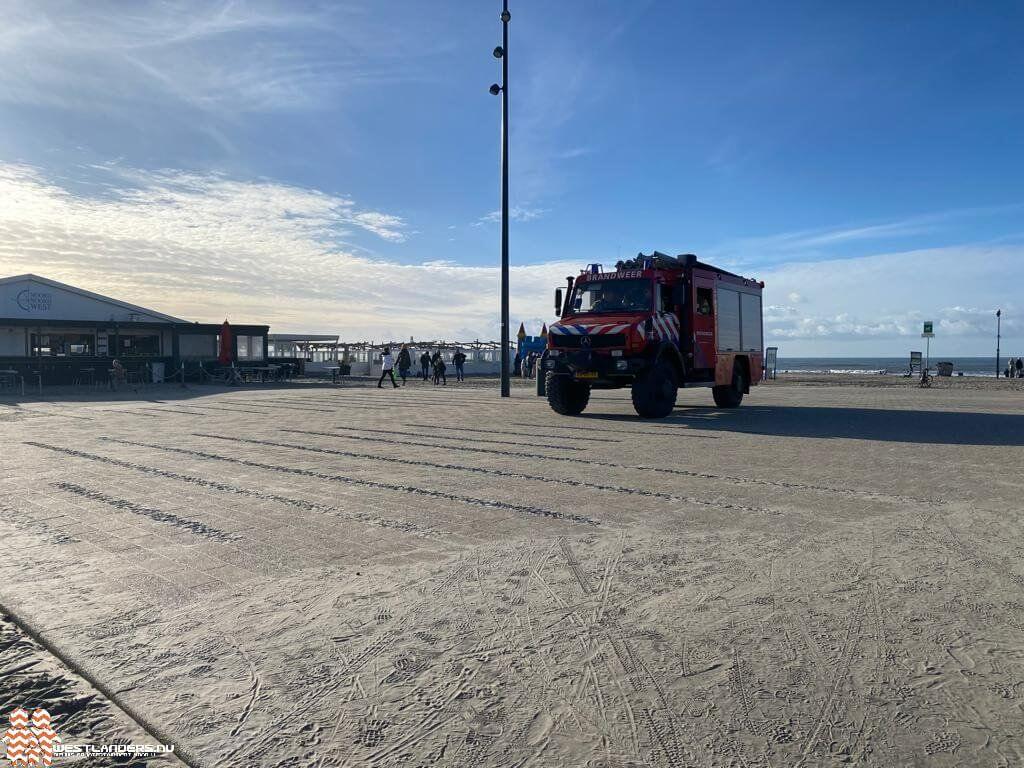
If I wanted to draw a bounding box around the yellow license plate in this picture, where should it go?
[575,371,599,379]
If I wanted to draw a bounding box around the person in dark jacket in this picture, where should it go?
[396,344,412,386]
[452,349,467,382]
[420,350,431,380]
[431,350,447,386]
[1016,357,1023,379]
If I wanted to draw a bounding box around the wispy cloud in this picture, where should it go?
[508,4,654,202]
[2,162,1018,352]
[553,147,594,160]
[0,162,565,339]
[708,202,1024,269]
[474,207,549,226]
[0,0,445,116]
[759,244,1022,352]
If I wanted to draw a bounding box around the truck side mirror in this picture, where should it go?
[554,288,563,315]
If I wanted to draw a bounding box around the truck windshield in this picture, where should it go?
[570,279,651,314]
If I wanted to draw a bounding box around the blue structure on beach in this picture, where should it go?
[518,335,546,357]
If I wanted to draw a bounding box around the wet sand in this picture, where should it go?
[1,378,1023,767]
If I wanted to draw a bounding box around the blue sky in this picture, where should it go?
[1,0,1022,354]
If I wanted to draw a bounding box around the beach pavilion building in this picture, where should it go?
[0,274,268,385]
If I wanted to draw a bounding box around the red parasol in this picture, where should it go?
[218,319,233,364]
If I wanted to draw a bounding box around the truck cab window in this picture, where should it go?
[696,287,713,316]
[658,284,672,313]
[570,279,652,314]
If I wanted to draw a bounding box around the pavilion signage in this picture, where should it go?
[16,289,53,313]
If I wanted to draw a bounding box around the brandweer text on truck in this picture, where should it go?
[543,252,765,418]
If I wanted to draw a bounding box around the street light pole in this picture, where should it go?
[996,309,1001,377]
[490,1,511,397]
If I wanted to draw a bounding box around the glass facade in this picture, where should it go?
[30,332,96,356]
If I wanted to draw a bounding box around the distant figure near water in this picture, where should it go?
[420,350,431,381]
[1016,357,1023,378]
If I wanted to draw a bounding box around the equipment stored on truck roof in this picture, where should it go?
[542,252,764,418]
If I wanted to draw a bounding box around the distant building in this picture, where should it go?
[0,274,268,383]
[268,334,340,362]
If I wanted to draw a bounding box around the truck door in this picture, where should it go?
[692,275,716,371]
[655,282,681,347]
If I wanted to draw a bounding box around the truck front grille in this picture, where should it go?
[553,334,626,349]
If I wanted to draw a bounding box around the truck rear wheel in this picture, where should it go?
[631,360,678,418]
[713,365,744,408]
[547,374,591,415]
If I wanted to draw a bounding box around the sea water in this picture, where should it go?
[775,357,1016,377]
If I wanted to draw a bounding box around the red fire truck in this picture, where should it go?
[543,252,764,418]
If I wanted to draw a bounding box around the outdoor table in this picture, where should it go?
[0,369,22,395]
[249,366,280,383]
[326,366,341,384]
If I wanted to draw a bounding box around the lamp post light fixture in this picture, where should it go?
[996,309,1002,378]
[490,1,511,397]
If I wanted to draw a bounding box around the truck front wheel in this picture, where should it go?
[547,374,591,415]
[631,360,678,418]
[713,365,745,408]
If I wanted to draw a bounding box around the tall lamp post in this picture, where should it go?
[996,309,1002,377]
[490,1,511,397]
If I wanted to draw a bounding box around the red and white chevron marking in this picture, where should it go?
[4,708,38,766]
[31,710,58,766]
[651,313,680,344]
[6,710,28,729]
[549,322,632,336]
[4,709,62,767]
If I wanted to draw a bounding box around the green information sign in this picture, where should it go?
[923,321,933,335]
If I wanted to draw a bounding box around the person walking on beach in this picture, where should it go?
[1016,357,1023,379]
[452,349,466,382]
[396,344,412,386]
[109,358,126,391]
[431,350,447,386]
[377,348,398,388]
[419,350,431,380]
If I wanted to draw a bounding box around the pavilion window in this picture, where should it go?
[30,333,96,357]
[120,333,161,356]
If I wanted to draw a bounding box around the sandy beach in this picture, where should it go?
[1,377,1023,767]
[775,371,1024,391]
